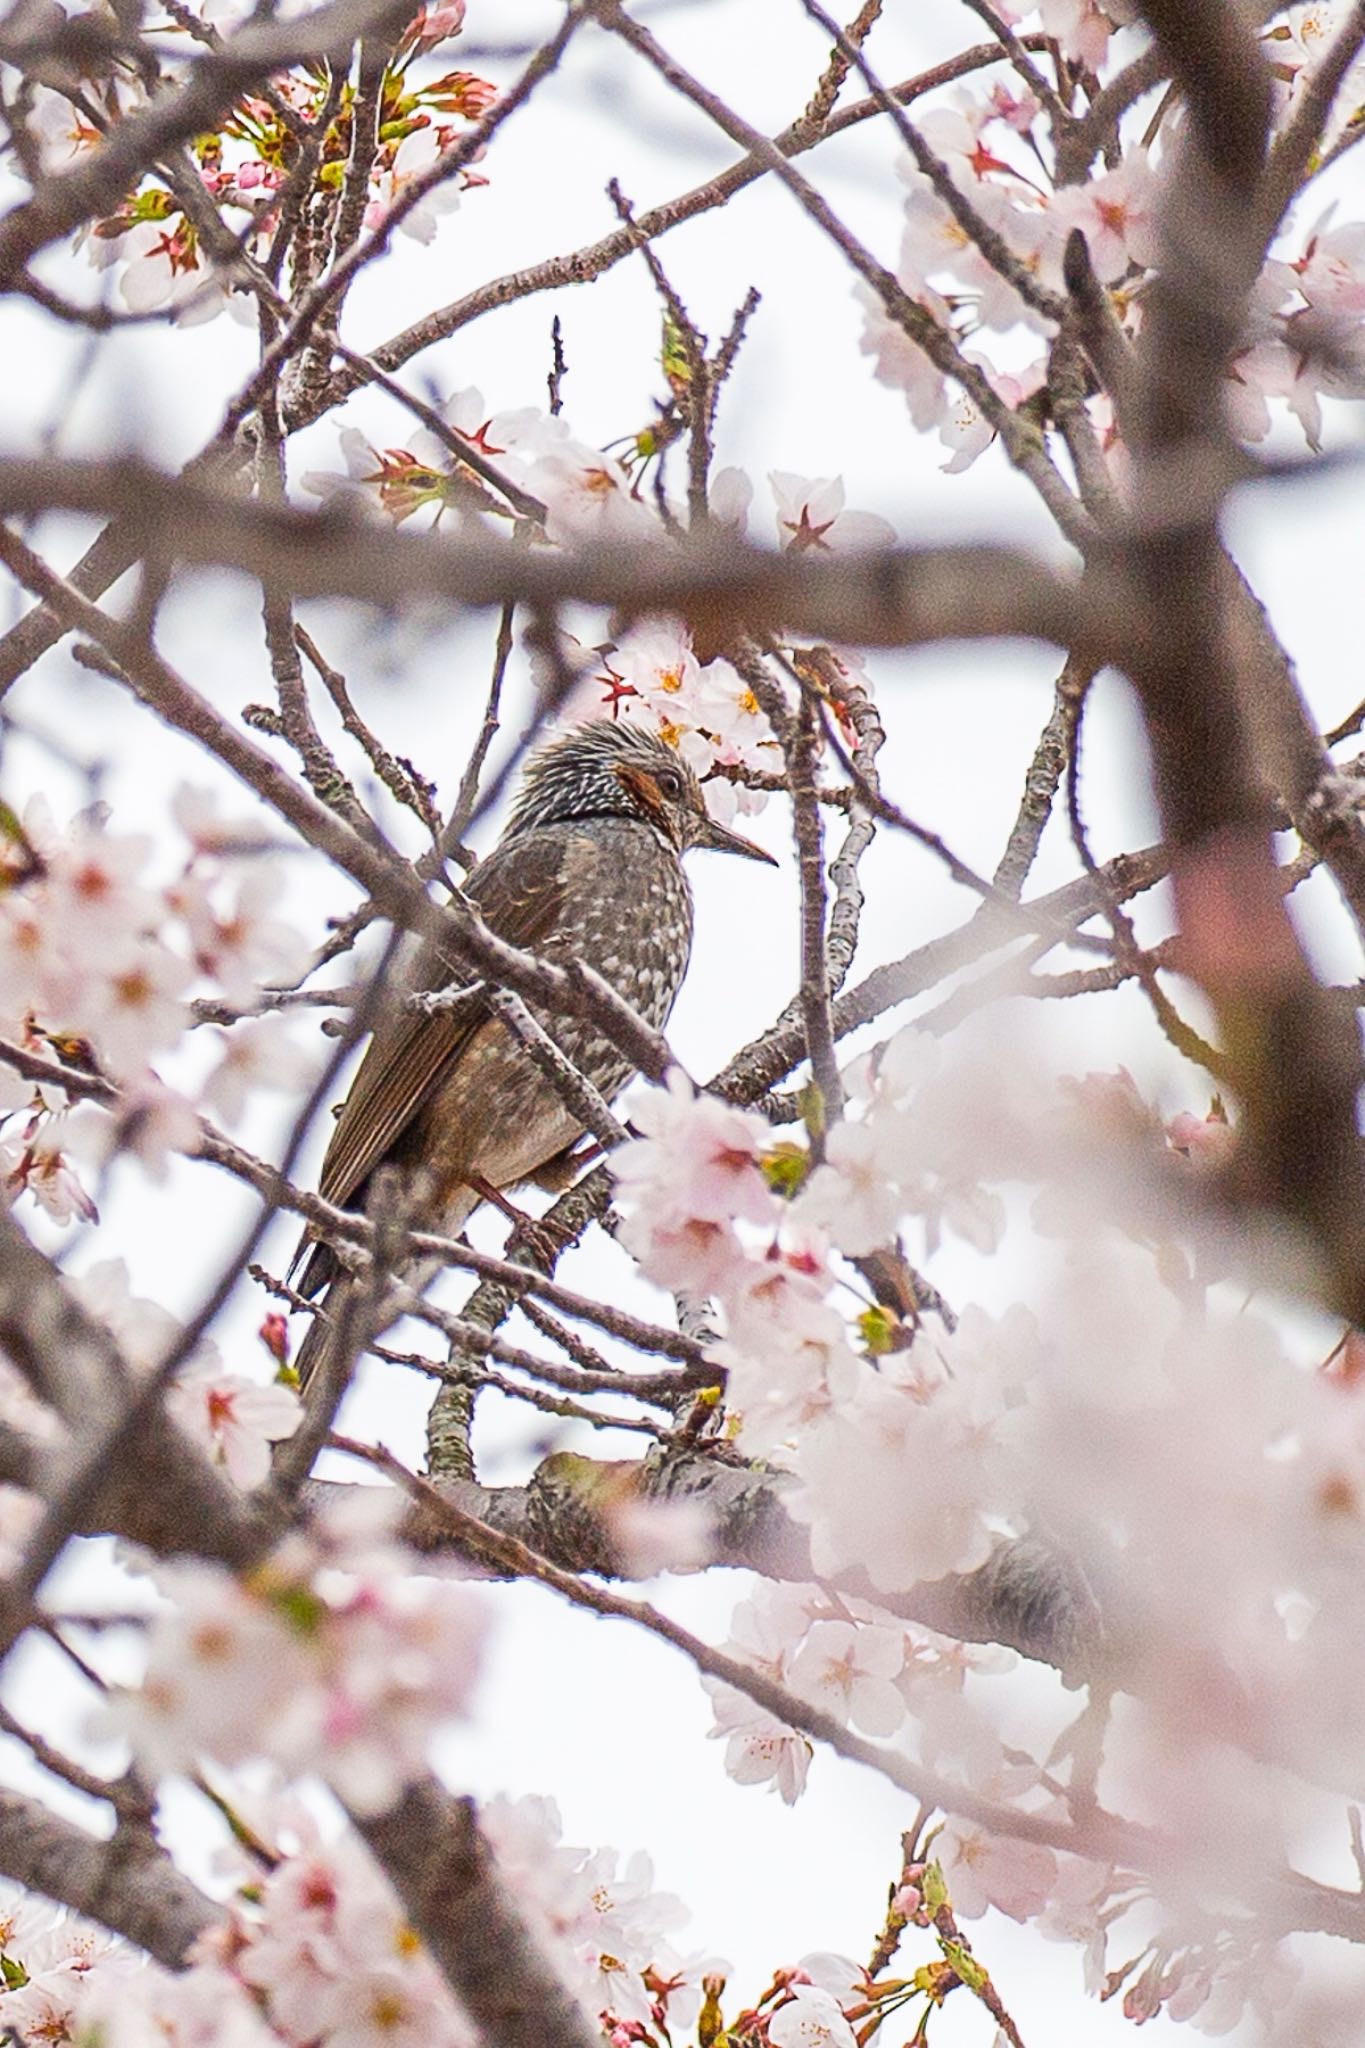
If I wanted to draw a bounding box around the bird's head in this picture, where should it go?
[507,719,776,865]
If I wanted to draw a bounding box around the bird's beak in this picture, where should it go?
[696,811,778,865]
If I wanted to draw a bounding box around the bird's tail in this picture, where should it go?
[293,1273,356,1403]
[292,1266,411,1405]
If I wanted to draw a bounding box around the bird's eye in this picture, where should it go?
[656,769,683,799]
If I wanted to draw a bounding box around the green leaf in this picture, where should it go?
[857,1305,900,1357]
[939,1940,987,1995]
[760,1140,809,1198]
[920,1860,949,1915]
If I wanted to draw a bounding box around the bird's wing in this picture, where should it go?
[308,831,571,1225]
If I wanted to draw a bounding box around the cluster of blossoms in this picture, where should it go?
[107,1488,486,1814]
[26,0,492,316]
[0,1799,986,2048]
[0,1787,733,2047]
[0,1257,299,1694]
[609,1037,1365,2031]
[306,391,890,818]
[860,0,1365,467]
[611,1031,1030,1590]
[0,787,312,1226]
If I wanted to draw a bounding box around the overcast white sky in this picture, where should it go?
[5,0,1365,2038]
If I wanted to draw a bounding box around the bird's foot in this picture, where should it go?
[468,1174,561,1271]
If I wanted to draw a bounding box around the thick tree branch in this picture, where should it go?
[0,457,1122,656]
[0,1789,221,1968]
[358,1788,600,2048]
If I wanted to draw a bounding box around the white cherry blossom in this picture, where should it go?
[768,1982,859,2048]
[769,472,896,553]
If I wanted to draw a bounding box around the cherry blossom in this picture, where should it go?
[405,0,467,49]
[789,1321,1027,1589]
[1057,151,1160,283]
[708,464,753,529]
[201,1015,314,1127]
[796,1112,909,1256]
[109,1497,488,1807]
[0,790,309,1166]
[224,1810,471,2047]
[1038,0,1124,69]
[364,124,463,244]
[1,1111,99,1225]
[769,472,896,554]
[79,936,194,1076]
[80,1075,202,1181]
[72,1256,181,1368]
[1267,0,1365,144]
[28,84,104,168]
[784,1618,907,1737]
[703,1683,813,1804]
[172,785,290,860]
[522,436,660,548]
[768,1983,859,2048]
[604,1495,716,1576]
[178,866,308,1006]
[934,1823,1059,1922]
[106,1559,318,1779]
[166,1361,302,1488]
[615,1068,775,1232]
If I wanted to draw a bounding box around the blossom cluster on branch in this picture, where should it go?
[5,0,1365,2041]
[30,0,492,316]
[610,1042,1365,2031]
[0,788,311,1216]
[860,0,1365,463]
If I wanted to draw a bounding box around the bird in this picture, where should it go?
[290,717,776,1394]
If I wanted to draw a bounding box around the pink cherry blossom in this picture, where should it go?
[614,1069,775,1230]
[201,1015,313,1126]
[784,1618,906,1737]
[986,77,1042,132]
[1039,0,1121,70]
[167,1362,302,1488]
[934,1823,1059,1922]
[1295,214,1365,317]
[109,1496,488,1807]
[79,940,194,1077]
[172,785,287,860]
[106,1560,317,1778]
[1166,1105,1234,1169]
[605,1496,715,1576]
[82,1076,202,1180]
[797,1111,913,1255]
[708,465,753,530]
[406,0,466,49]
[178,865,308,1005]
[71,1256,179,1368]
[1056,151,1159,282]
[857,277,951,430]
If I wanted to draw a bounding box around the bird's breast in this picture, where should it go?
[553,822,694,1027]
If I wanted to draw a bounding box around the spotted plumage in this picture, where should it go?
[292,719,774,1393]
